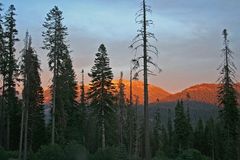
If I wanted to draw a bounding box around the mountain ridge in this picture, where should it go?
[43,79,171,104]
[43,80,240,105]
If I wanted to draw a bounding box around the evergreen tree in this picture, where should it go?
[59,51,78,143]
[42,6,77,144]
[161,125,168,157]
[88,44,116,149]
[167,109,174,157]
[65,69,85,145]
[127,66,138,157]
[186,107,193,148]
[193,119,205,154]
[152,108,162,157]
[76,69,87,145]
[215,122,224,160]
[134,95,140,158]
[125,103,136,158]
[19,33,46,159]
[117,72,126,145]
[174,100,188,153]
[3,4,19,150]
[217,29,239,160]
[80,69,86,106]
[0,2,5,148]
[204,118,215,159]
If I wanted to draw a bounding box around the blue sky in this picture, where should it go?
[2,0,240,93]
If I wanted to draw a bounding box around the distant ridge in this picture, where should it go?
[162,83,240,105]
[43,79,171,104]
[43,81,240,105]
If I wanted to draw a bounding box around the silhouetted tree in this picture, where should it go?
[0,2,5,148]
[88,44,116,149]
[128,65,139,157]
[193,119,205,154]
[186,107,193,148]
[174,100,189,153]
[130,0,160,159]
[204,118,215,159]
[167,109,174,157]
[80,69,86,106]
[217,29,239,160]
[117,72,126,145]
[152,108,162,157]
[134,95,142,159]
[19,32,46,160]
[3,4,19,150]
[42,6,77,144]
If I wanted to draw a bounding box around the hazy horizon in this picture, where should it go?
[2,0,240,93]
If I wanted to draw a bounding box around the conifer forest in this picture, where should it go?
[0,0,240,160]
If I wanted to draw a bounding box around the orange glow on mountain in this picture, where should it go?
[162,83,240,105]
[43,81,240,105]
[43,80,171,105]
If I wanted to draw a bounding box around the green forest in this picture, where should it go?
[0,1,240,160]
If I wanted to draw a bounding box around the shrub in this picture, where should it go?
[64,142,89,160]
[90,145,129,160]
[0,148,8,160]
[90,147,116,160]
[33,144,65,160]
[176,149,209,160]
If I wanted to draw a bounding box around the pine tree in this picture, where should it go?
[217,29,239,160]
[134,95,141,159]
[78,69,87,145]
[65,68,85,145]
[130,0,160,159]
[161,125,168,157]
[42,6,77,144]
[186,107,193,148]
[88,44,116,149]
[128,66,139,157]
[215,122,224,160]
[167,109,174,157]
[174,100,188,153]
[193,119,205,154]
[80,69,86,106]
[19,32,46,159]
[204,118,215,159]
[59,52,78,143]
[126,103,135,158]
[0,2,5,148]
[152,108,162,156]
[3,4,19,150]
[117,72,126,145]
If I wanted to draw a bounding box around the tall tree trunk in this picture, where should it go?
[143,0,150,159]
[6,112,10,149]
[211,135,215,160]
[135,96,139,158]
[102,109,105,149]
[23,74,29,160]
[0,77,5,147]
[129,113,133,156]
[18,105,24,160]
[51,50,57,145]
[129,68,133,156]
[23,109,28,160]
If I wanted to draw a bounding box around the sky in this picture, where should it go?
[2,0,240,93]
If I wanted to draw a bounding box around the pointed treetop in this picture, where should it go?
[223,29,227,39]
[98,44,106,53]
